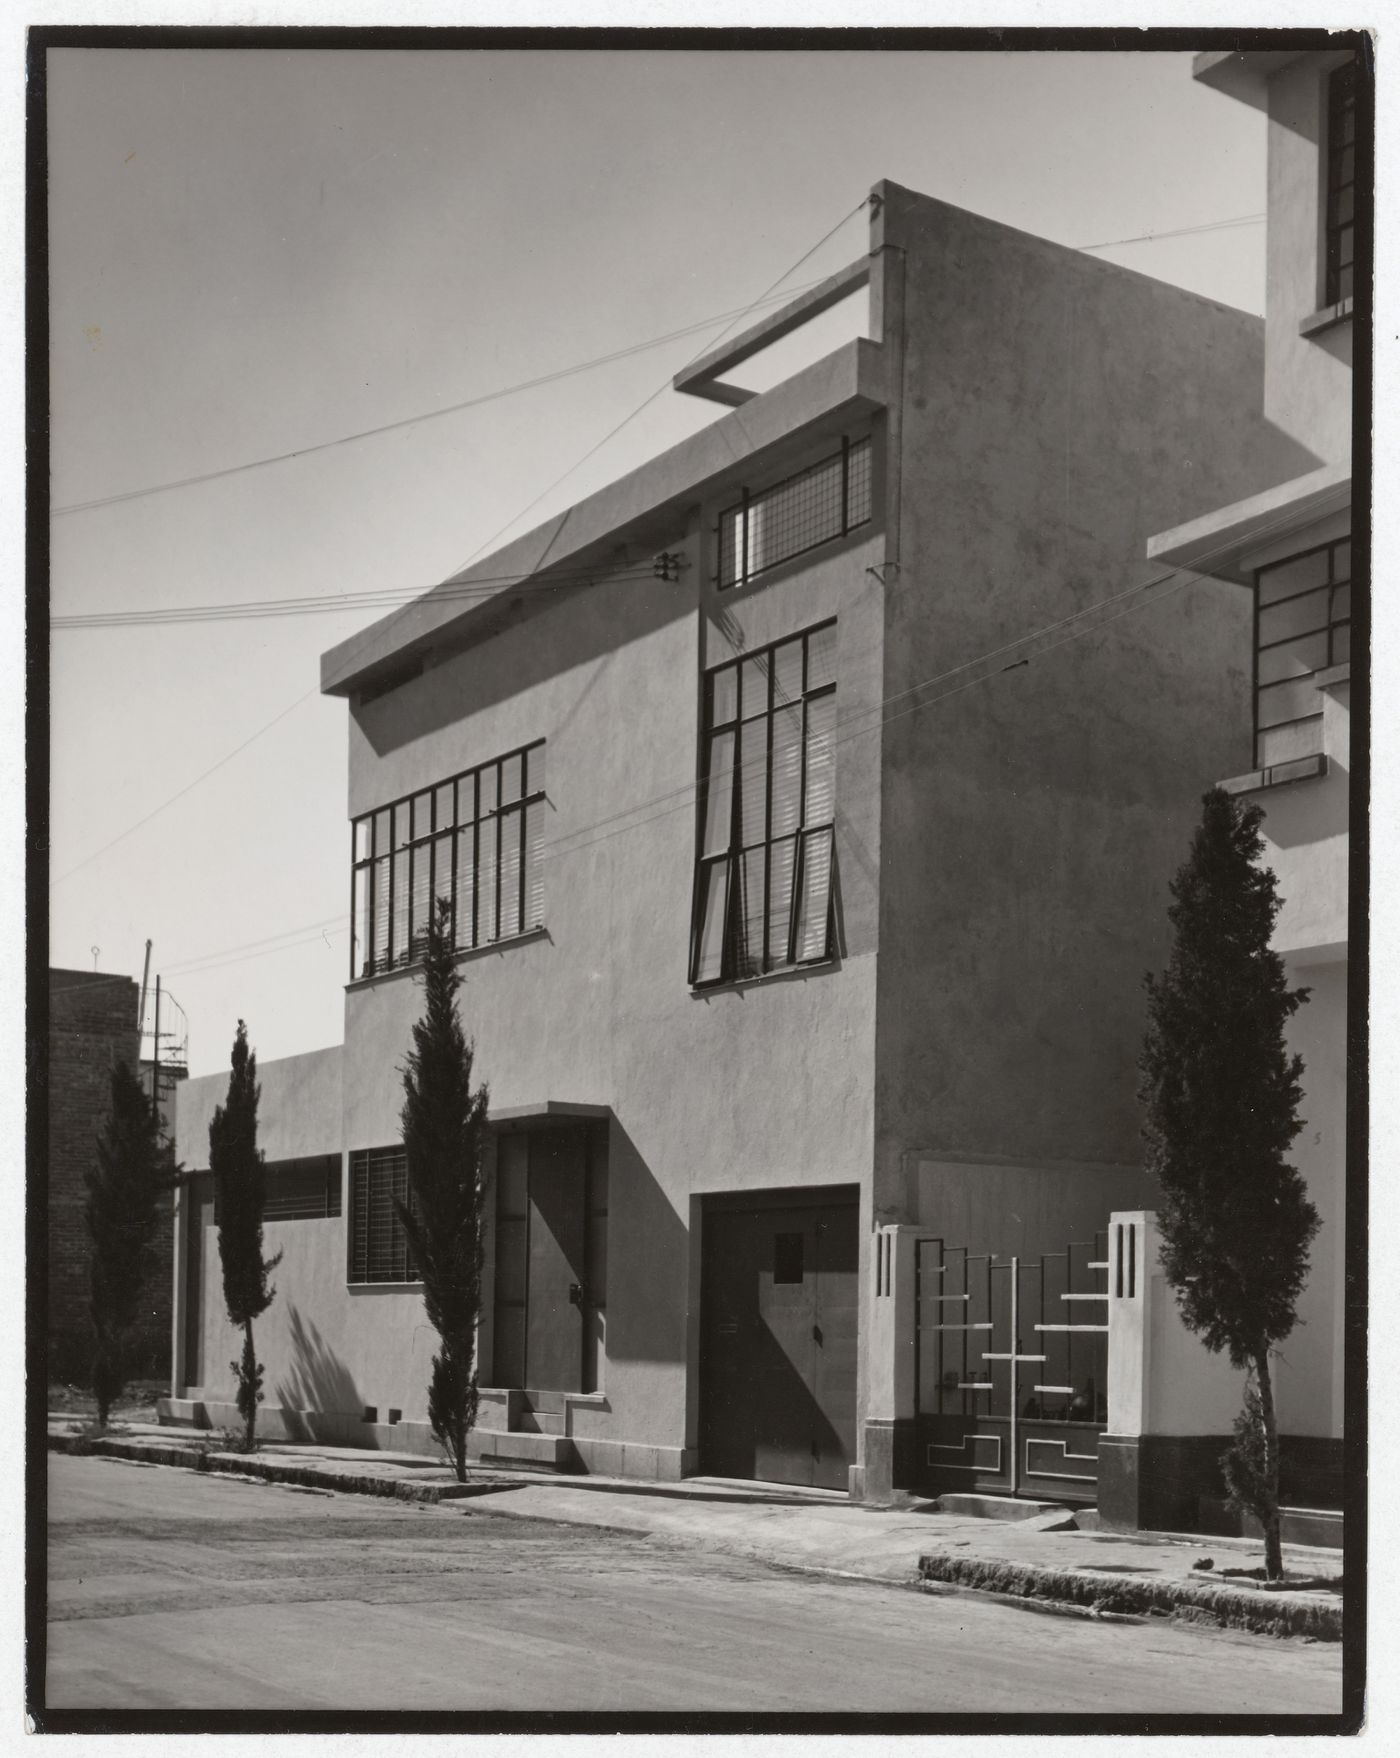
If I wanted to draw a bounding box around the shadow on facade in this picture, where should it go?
[274,1303,365,1436]
[604,1119,689,1366]
[355,571,691,759]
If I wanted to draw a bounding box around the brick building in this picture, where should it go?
[47,968,173,1383]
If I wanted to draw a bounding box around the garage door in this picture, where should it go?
[699,1193,858,1490]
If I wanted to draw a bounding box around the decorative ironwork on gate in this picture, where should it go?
[914,1234,1109,1503]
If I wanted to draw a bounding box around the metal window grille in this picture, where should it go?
[348,1147,419,1284]
[690,618,838,986]
[1325,62,1357,307]
[350,741,546,980]
[717,436,872,591]
[263,1154,343,1222]
[1253,537,1352,768]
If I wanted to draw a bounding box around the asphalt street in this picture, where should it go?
[44,1454,1343,1716]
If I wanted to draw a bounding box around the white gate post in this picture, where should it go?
[1100,1210,1245,1530]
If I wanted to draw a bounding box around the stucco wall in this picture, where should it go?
[184,1205,436,1421]
[342,528,884,1457]
[1272,957,1346,1440]
[1263,54,1354,466]
[870,185,1305,1225]
[176,1043,344,1169]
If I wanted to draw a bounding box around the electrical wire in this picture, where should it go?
[50,209,1265,526]
[67,495,1320,985]
[49,686,322,887]
[1077,212,1264,252]
[48,277,833,519]
[52,564,662,632]
[51,203,880,891]
[441,198,875,578]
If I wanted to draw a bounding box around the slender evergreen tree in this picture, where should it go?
[85,1060,165,1427]
[397,898,490,1482]
[209,1021,281,1450]
[1140,787,1320,1580]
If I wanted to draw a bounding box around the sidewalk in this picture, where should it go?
[47,1415,1342,1641]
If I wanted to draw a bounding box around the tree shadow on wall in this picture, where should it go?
[273,1304,365,1441]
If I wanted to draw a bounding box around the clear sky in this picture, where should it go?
[47,46,1272,1076]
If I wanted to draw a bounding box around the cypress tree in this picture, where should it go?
[85,1060,165,1427]
[209,1021,281,1450]
[1140,787,1320,1580]
[397,898,490,1482]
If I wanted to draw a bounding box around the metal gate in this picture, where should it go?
[914,1235,1109,1504]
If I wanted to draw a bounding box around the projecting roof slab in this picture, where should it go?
[1146,461,1352,584]
[320,336,887,699]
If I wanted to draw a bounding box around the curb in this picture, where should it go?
[918,1552,1342,1643]
[47,1430,516,1504]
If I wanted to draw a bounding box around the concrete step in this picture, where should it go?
[515,1410,565,1435]
[467,1427,574,1471]
[934,1493,1078,1523]
[519,1389,566,1416]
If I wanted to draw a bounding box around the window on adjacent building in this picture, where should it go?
[1254,538,1351,766]
[348,1147,419,1284]
[717,437,872,590]
[351,742,546,979]
[1325,61,1356,307]
[691,620,838,986]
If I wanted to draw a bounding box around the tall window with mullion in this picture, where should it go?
[692,620,838,986]
[1254,538,1351,766]
[351,742,546,979]
[1325,60,1356,307]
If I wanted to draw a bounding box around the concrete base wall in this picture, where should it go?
[1098,1431,1345,1535]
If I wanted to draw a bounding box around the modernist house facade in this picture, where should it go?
[1110,47,1359,1524]
[167,179,1318,1505]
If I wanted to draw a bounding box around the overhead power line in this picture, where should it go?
[50,686,321,887]
[443,198,875,578]
[48,201,876,887]
[49,277,834,519]
[73,496,1317,984]
[52,562,663,632]
[51,210,1264,524]
[1077,212,1264,253]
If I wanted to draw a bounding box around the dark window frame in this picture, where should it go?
[690,619,839,988]
[1253,537,1351,767]
[716,435,873,591]
[1324,60,1356,307]
[350,741,545,981]
[262,1154,343,1222]
[347,1147,420,1285]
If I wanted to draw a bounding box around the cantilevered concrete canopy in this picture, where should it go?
[1146,462,1352,585]
[320,336,887,699]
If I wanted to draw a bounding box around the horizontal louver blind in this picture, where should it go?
[350,741,546,979]
[348,1148,419,1284]
[691,619,838,985]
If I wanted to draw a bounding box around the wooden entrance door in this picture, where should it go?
[525,1131,587,1392]
[493,1129,589,1392]
[700,1194,858,1490]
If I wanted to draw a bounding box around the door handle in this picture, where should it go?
[568,1282,584,1308]
[812,1323,823,1345]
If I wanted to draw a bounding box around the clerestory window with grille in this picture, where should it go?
[717,436,872,591]
[1324,61,1356,307]
[691,620,838,987]
[351,741,545,980]
[348,1147,419,1284]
